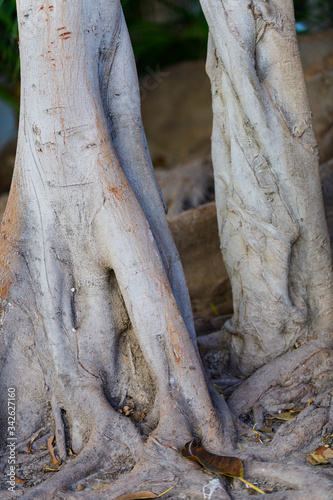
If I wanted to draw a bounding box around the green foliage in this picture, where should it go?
[294,0,333,29]
[122,0,208,74]
[0,0,19,84]
[0,0,19,110]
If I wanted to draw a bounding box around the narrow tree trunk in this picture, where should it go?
[0,1,233,496]
[200,0,333,375]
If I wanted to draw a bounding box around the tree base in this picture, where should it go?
[2,334,332,500]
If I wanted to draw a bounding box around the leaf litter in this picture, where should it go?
[180,438,265,494]
[306,433,333,466]
[113,481,178,500]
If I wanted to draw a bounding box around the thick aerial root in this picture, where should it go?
[241,460,333,500]
[220,342,333,458]
[260,390,333,459]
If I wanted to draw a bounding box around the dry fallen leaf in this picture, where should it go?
[15,476,26,485]
[323,448,333,459]
[181,438,243,477]
[113,493,157,500]
[43,462,62,473]
[314,446,327,456]
[252,425,263,443]
[77,484,85,491]
[180,439,265,495]
[26,429,43,453]
[324,434,333,444]
[306,453,329,465]
[269,412,295,421]
[113,482,178,500]
[257,427,273,434]
[92,484,111,490]
[47,435,58,465]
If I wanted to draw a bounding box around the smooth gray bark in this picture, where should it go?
[200,0,333,375]
[0,2,230,488]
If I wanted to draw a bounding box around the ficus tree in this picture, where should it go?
[0,1,332,499]
[201,0,333,461]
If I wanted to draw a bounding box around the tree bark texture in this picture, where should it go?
[200,0,333,375]
[0,0,229,478]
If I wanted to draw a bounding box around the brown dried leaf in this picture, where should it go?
[314,446,328,456]
[114,484,178,500]
[26,429,43,453]
[113,493,157,500]
[252,425,263,443]
[15,476,26,484]
[26,441,33,454]
[47,435,58,465]
[306,453,329,465]
[42,459,62,473]
[323,448,333,459]
[181,439,244,478]
[77,485,85,491]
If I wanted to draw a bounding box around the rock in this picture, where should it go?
[169,202,232,318]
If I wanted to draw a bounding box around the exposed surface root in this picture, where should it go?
[65,437,231,499]
[20,433,112,499]
[259,390,333,459]
[19,410,142,500]
[16,436,233,500]
[228,341,333,418]
[241,460,333,500]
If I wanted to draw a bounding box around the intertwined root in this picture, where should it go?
[70,438,232,500]
[18,433,232,500]
[20,417,136,500]
[218,343,333,468]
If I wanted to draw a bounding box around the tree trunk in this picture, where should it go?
[198,2,333,487]
[0,1,233,497]
[200,0,333,375]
